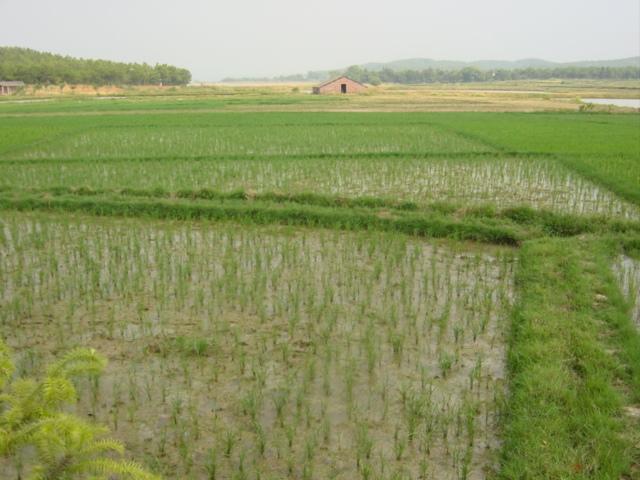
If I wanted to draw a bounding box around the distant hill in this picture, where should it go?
[0,47,192,86]
[360,56,640,72]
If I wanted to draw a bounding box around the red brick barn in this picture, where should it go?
[312,76,366,94]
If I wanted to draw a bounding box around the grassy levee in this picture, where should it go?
[0,193,523,245]
[619,236,640,259]
[2,191,640,246]
[499,238,640,479]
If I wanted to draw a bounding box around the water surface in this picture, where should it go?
[582,98,640,108]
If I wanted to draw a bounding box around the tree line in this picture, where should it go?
[339,65,640,85]
[0,47,192,86]
[224,65,639,85]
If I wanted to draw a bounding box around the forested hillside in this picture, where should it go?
[0,47,191,85]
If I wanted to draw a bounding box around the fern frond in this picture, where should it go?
[4,417,50,453]
[71,458,161,479]
[7,377,39,399]
[46,347,107,379]
[0,339,14,390]
[0,346,158,479]
[0,427,10,455]
[24,468,47,480]
[42,376,77,408]
[1,403,27,429]
[82,438,125,456]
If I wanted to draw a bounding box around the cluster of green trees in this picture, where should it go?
[0,47,191,86]
[340,64,640,85]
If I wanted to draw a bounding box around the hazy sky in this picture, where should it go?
[1,0,638,80]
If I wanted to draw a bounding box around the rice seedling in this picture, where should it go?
[205,448,218,480]
[223,428,237,458]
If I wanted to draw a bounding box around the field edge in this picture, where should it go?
[497,237,640,479]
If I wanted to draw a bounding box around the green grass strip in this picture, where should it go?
[3,191,640,245]
[5,188,640,240]
[498,205,640,237]
[0,194,522,245]
[499,238,640,479]
[0,150,529,165]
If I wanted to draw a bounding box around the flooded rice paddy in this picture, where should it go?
[0,212,516,479]
[2,156,637,219]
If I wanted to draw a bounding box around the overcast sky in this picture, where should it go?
[1,0,638,80]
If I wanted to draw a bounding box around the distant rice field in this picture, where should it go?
[1,116,638,218]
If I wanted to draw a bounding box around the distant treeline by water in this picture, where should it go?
[0,47,192,86]
[224,65,640,85]
[344,65,640,85]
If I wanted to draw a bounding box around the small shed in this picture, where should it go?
[0,81,25,95]
[312,76,366,95]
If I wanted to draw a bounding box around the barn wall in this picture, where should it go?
[0,85,21,95]
[317,77,366,94]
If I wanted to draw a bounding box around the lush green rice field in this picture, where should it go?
[0,100,638,479]
[1,112,639,217]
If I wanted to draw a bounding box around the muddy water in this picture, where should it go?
[0,213,516,479]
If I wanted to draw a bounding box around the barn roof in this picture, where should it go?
[0,81,25,87]
[315,75,366,89]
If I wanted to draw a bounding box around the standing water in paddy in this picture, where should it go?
[0,213,516,479]
[613,255,640,329]
[581,98,640,108]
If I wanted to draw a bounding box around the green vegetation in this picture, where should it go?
[0,340,158,479]
[0,112,638,219]
[223,57,640,83]
[0,212,516,478]
[500,238,640,478]
[432,113,640,206]
[340,64,640,86]
[0,47,191,86]
[2,189,640,246]
[0,94,639,479]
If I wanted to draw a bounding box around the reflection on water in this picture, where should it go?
[613,255,640,329]
[582,98,640,108]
